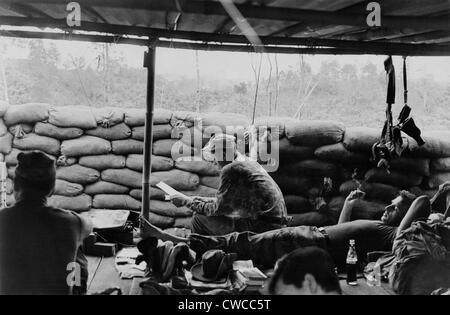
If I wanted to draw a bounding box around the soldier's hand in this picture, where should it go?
[438,182,450,193]
[170,195,192,208]
[346,190,366,203]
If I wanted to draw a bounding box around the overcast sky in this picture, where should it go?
[2,38,450,84]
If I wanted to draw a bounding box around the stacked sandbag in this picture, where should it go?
[0,106,140,217]
[169,114,449,223]
[13,133,61,156]
[173,117,340,225]
[326,196,386,221]
[286,120,345,147]
[339,180,399,204]
[0,129,12,204]
[1,105,222,228]
[0,103,13,206]
[283,195,312,214]
[0,101,8,118]
[343,127,380,154]
[3,103,49,126]
[0,117,7,137]
[365,168,423,188]
[261,121,347,222]
[47,194,92,213]
[266,123,449,221]
[0,131,13,155]
[34,122,83,140]
[337,126,450,218]
[2,105,449,227]
[171,111,248,150]
[409,131,450,158]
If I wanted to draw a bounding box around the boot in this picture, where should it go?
[136,237,159,277]
[136,237,158,265]
[401,118,425,146]
[398,105,411,124]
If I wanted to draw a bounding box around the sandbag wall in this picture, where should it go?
[0,104,219,229]
[270,122,450,222]
[1,103,450,229]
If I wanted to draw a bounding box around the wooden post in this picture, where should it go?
[140,41,157,235]
[0,162,7,209]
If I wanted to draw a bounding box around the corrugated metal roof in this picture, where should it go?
[0,0,449,55]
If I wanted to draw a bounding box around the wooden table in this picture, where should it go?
[340,279,395,295]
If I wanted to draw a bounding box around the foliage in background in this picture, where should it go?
[1,39,449,130]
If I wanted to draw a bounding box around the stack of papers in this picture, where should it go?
[233,261,268,290]
[185,271,231,290]
[115,247,147,279]
[236,268,267,287]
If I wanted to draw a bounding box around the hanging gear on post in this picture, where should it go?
[372,56,425,171]
[372,56,398,170]
[397,57,425,147]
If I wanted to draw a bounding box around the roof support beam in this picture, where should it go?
[385,30,450,44]
[332,28,423,41]
[15,0,450,31]
[1,17,449,56]
[330,27,450,43]
[0,29,449,56]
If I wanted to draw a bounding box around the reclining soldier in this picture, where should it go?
[142,183,450,269]
[170,133,289,235]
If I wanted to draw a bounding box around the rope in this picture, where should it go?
[250,53,263,124]
[69,54,94,108]
[265,54,273,116]
[274,54,280,116]
[219,0,264,123]
[403,56,408,106]
[0,46,9,103]
[218,0,263,51]
[103,43,109,104]
[195,50,201,113]
[87,256,103,291]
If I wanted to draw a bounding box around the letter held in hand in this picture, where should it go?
[156,181,188,200]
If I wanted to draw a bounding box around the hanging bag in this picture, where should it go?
[372,56,425,170]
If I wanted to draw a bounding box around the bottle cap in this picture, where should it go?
[349,239,355,246]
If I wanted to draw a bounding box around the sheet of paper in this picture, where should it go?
[156,181,188,199]
[233,260,254,271]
